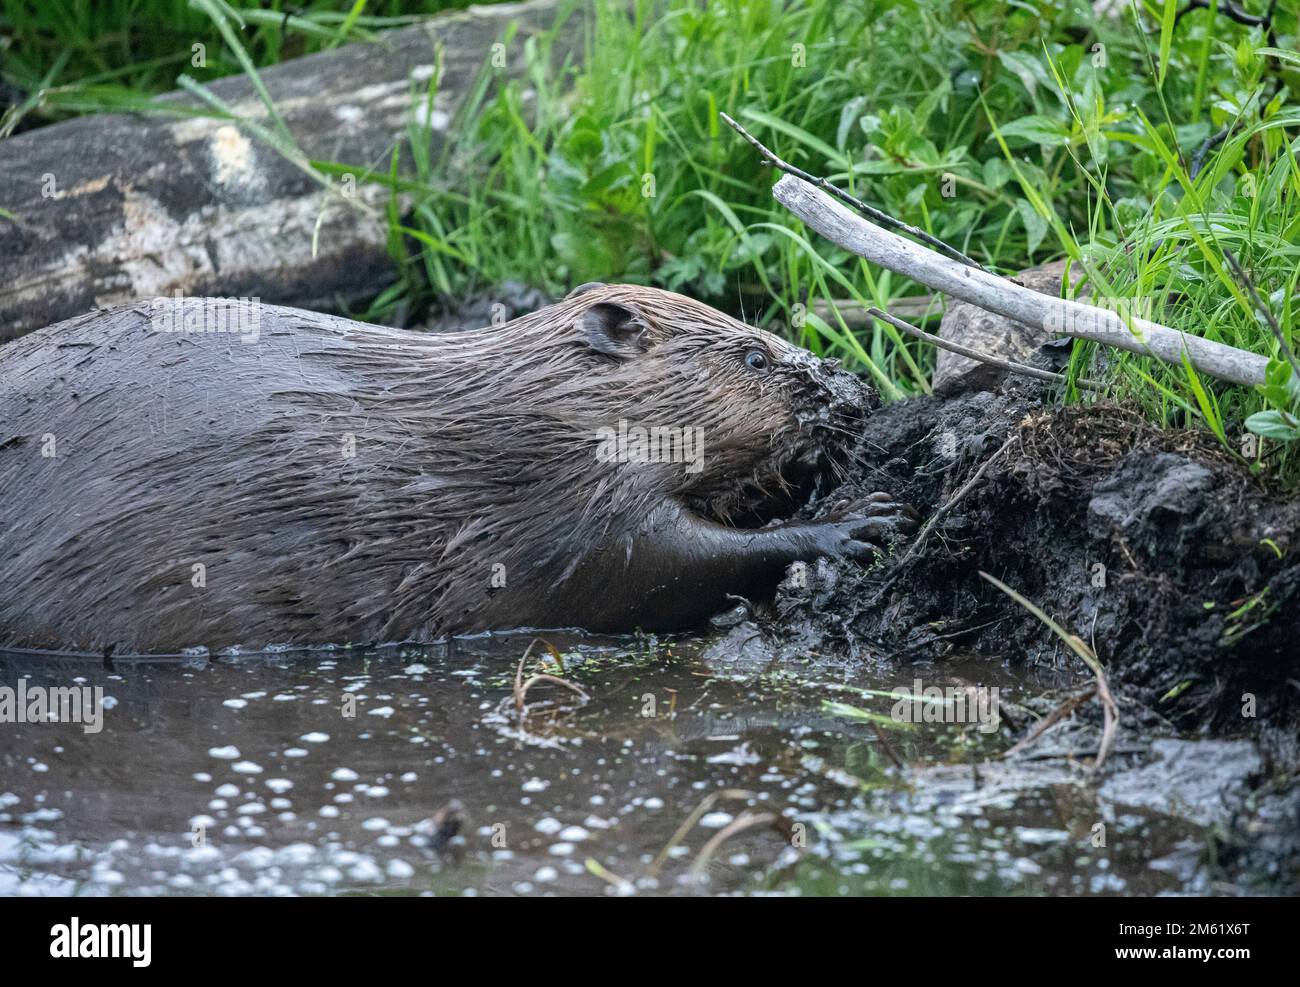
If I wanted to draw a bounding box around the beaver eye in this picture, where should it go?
[744,350,770,372]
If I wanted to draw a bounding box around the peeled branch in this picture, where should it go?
[772,173,1270,389]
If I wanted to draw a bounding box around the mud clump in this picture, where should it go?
[774,382,1300,737]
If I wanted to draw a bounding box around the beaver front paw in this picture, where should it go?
[815,492,918,562]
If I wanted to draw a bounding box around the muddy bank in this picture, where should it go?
[773,381,1300,742]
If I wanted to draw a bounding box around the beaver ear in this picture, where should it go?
[566,282,606,299]
[582,302,651,360]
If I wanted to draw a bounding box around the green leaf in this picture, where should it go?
[1016,198,1048,254]
[994,114,1071,147]
[982,156,1012,189]
[1158,0,1178,87]
[823,701,913,730]
[1256,47,1300,68]
[1245,410,1300,441]
[997,50,1049,99]
[740,107,842,164]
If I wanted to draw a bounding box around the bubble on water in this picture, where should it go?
[331,768,359,782]
[349,860,383,882]
[386,859,415,879]
[215,784,240,798]
[283,748,309,758]
[232,761,263,775]
[223,699,248,710]
[549,843,575,856]
[534,817,562,835]
[558,826,589,842]
[319,806,340,818]
[300,732,329,744]
[699,812,733,829]
[362,817,389,832]
[266,779,293,794]
[368,706,396,718]
[522,778,548,793]
[208,746,240,760]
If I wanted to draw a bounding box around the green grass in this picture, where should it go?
[6,0,1300,473]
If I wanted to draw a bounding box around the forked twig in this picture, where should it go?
[647,788,755,877]
[1002,687,1093,759]
[686,812,779,887]
[513,638,589,717]
[871,436,1017,603]
[868,306,1103,390]
[720,111,991,273]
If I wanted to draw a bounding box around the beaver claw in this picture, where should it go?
[815,492,918,563]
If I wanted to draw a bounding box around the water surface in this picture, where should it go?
[0,635,1231,895]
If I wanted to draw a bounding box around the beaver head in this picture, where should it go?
[556,283,876,524]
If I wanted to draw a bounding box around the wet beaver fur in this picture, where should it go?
[0,284,913,656]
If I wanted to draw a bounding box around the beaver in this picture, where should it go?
[0,284,914,656]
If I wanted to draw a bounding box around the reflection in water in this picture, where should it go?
[0,634,1219,895]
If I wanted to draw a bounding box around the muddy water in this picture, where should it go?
[0,635,1230,896]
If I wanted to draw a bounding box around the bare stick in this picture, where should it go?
[720,112,991,273]
[895,435,1015,569]
[867,306,1103,391]
[1224,248,1300,383]
[869,436,1017,605]
[648,789,755,878]
[686,812,779,887]
[774,174,1270,387]
[1002,687,1092,759]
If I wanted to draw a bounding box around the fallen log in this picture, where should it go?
[772,173,1270,388]
[0,0,573,343]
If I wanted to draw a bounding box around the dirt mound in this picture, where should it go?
[774,382,1300,737]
